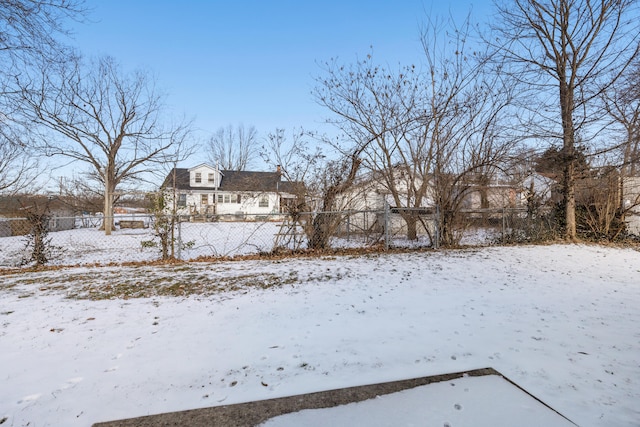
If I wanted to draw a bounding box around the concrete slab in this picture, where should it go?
[92,367,576,427]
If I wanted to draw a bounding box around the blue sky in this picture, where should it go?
[69,1,494,157]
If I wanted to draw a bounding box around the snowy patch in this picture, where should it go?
[0,244,639,426]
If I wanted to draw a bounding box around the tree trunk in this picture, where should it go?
[104,171,112,235]
[308,153,362,250]
[563,156,576,240]
[559,78,577,241]
[309,211,334,250]
[103,162,116,235]
[404,214,418,241]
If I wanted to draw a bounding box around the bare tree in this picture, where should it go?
[603,56,640,176]
[489,0,640,240]
[314,53,427,240]
[315,16,515,245]
[263,128,319,172]
[16,55,193,234]
[153,133,196,260]
[418,16,517,246]
[593,55,640,238]
[261,128,365,250]
[1,0,85,194]
[56,174,104,214]
[308,150,363,249]
[206,123,258,170]
[0,132,38,194]
[0,0,84,70]
[261,128,320,230]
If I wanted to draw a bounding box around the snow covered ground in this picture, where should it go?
[0,218,497,267]
[1,244,639,426]
[0,221,288,267]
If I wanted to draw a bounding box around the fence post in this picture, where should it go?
[176,216,182,260]
[346,213,350,241]
[502,208,506,241]
[384,201,390,250]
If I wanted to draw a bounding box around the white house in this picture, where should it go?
[161,163,301,219]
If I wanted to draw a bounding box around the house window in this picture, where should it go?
[201,194,208,205]
[259,195,269,208]
[208,173,215,183]
[215,194,242,204]
[195,172,202,183]
[177,194,187,208]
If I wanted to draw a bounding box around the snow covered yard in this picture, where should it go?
[0,244,639,426]
[0,218,498,268]
[0,221,287,267]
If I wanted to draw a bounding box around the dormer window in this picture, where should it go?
[195,172,202,183]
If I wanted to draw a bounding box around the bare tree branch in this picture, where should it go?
[15,55,193,234]
[0,0,86,194]
[314,14,517,245]
[206,123,258,171]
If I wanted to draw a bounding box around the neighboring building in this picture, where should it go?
[335,169,436,238]
[463,172,555,210]
[623,176,640,235]
[335,169,557,239]
[161,163,301,219]
[340,170,555,213]
[0,195,75,237]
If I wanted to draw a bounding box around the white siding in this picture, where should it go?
[166,191,281,217]
[623,177,640,235]
[189,164,222,188]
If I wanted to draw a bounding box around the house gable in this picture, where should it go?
[188,163,222,189]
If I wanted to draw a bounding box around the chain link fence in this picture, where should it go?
[0,206,561,267]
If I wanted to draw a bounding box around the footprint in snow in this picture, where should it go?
[17,393,41,404]
[60,377,83,390]
[126,337,142,349]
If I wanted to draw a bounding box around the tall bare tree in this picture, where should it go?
[17,55,192,234]
[314,54,428,240]
[1,0,85,194]
[489,0,640,240]
[315,16,515,244]
[419,16,517,246]
[206,123,258,170]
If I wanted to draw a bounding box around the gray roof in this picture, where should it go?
[161,168,302,194]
